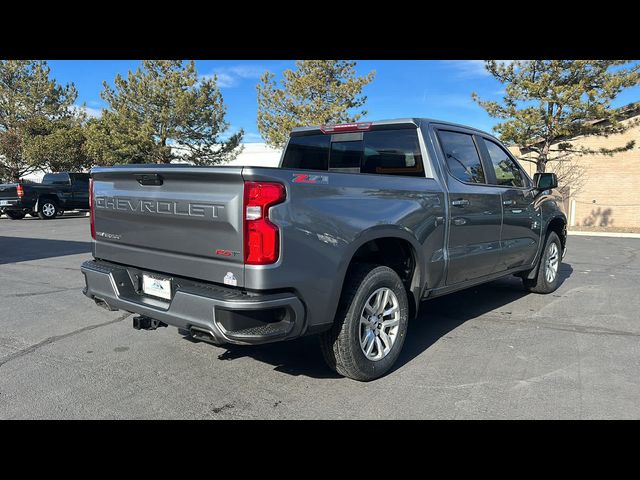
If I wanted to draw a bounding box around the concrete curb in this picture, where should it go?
[568,231,640,239]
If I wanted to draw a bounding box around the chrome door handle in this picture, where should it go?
[451,199,470,207]
[503,199,516,206]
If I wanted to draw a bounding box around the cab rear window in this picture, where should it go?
[42,173,70,185]
[281,129,424,177]
[281,135,329,171]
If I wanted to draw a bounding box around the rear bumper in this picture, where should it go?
[81,259,306,345]
[0,199,26,210]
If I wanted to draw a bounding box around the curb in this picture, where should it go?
[568,231,640,239]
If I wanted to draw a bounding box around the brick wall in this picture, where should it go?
[509,115,640,228]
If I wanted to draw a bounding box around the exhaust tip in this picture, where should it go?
[94,296,118,312]
[189,327,218,343]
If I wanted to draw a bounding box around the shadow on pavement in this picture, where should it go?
[0,236,91,264]
[393,262,573,375]
[206,263,573,380]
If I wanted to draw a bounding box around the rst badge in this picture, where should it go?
[292,174,329,184]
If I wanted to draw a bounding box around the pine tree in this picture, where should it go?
[85,60,243,166]
[0,60,87,181]
[473,60,640,176]
[257,60,375,148]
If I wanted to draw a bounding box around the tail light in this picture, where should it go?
[16,184,24,198]
[89,178,95,240]
[243,181,285,265]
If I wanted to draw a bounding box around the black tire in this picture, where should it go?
[522,231,562,294]
[37,200,58,220]
[319,264,409,381]
[5,210,26,220]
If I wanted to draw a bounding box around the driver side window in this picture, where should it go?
[438,130,486,184]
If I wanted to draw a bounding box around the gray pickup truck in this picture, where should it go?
[81,118,567,381]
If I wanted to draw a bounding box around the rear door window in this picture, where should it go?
[361,129,424,176]
[437,130,486,184]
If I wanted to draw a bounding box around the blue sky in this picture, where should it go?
[47,60,640,143]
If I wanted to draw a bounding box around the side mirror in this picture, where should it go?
[533,172,557,190]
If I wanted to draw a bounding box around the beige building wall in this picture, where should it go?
[509,115,640,228]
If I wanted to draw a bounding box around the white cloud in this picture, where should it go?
[243,132,264,143]
[201,64,265,89]
[422,92,477,110]
[71,104,102,119]
[203,72,235,88]
[443,60,490,78]
[443,60,514,78]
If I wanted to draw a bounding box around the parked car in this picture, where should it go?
[81,118,567,380]
[0,172,90,220]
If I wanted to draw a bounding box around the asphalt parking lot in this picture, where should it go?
[1,215,639,419]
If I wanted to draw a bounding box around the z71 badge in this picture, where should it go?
[292,174,329,184]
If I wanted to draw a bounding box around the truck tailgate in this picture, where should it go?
[0,184,18,202]
[91,166,246,287]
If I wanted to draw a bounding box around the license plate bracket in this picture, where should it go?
[142,274,172,300]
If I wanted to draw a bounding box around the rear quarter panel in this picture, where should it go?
[243,167,446,330]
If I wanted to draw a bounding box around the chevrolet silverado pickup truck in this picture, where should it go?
[0,172,90,220]
[81,118,567,381]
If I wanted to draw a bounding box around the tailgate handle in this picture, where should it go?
[136,174,163,186]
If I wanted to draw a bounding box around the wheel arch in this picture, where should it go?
[546,214,567,252]
[330,227,425,321]
[35,194,60,211]
[525,213,567,280]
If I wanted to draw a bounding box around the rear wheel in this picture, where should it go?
[37,200,58,220]
[6,210,26,220]
[320,264,409,381]
[522,231,562,294]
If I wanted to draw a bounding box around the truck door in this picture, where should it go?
[434,128,503,285]
[477,137,540,270]
[42,172,73,208]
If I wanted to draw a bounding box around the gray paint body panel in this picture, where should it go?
[92,166,245,287]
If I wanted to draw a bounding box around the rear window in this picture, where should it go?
[281,129,425,177]
[42,173,70,185]
[330,140,362,172]
[281,135,329,171]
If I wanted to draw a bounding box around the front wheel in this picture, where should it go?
[522,231,562,294]
[37,200,58,220]
[320,264,409,381]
